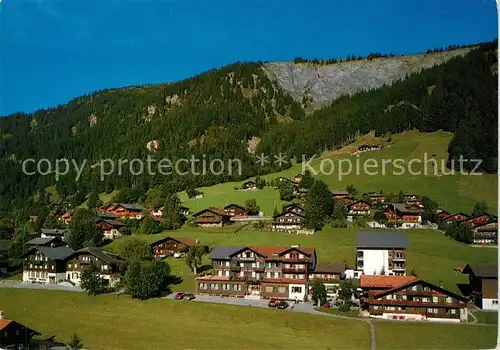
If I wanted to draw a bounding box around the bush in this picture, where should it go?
[339,301,352,312]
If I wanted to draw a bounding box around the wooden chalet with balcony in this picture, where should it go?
[58,211,72,225]
[272,208,306,233]
[462,264,498,310]
[151,236,202,258]
[441,212,471,224]
[347,200,371,221]
[362,192,386,204]
[96,217,125,240]
[384,203,423,228]
[472,221,498,244]
[437,208,451,221]
[360,275,417,294]
[99,203,144,219]
[223,204,248,217]
[294,174,304,183]
[331,190,350,199]
[365,279,468,322]
[193,208,230,227]
[196,245,316,301]
[65,247,121,287]
[460,214,493,228]
[21,246,75,284]
[0,313,40,349]
[309,263,346,297]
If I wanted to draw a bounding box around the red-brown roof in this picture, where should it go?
[0,319,12,330]
[360,275,417,289]
[252,246,315,258]
[172,236,201,246]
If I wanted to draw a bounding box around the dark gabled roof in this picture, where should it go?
[242,180,256,185]
[192,208,226,217]
[312,263,346,274]
[372,279,468,302]
[151,236,201,247]
[40,228,67,236]
[356,231,409,249]
[347,200,371,208]
[284,203,305,211]
[23,246,75,261]
[390,203,423,214]
[71,247,120,265]
[442,212,471,221]
[223,204,246,211]
[462,264,498,278]
[273,210,305,219]
[115,203,143,211]
[0,240,12,252]
[26,237,65,246]
[96,218,125,227]
[331,190,349,195]
[98,212,118,219]
[210,246,247,260]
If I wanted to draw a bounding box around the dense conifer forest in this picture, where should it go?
[0,41,496,220]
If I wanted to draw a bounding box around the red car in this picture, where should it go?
[175,292,185,300]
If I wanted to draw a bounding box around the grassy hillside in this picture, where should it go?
[179,131,497,215]
[0,289,496,350]
[106,226,497,295]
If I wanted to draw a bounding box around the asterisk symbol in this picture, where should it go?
[256,153,270,166]
[274,153,288,166]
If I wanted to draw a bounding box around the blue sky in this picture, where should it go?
[0,0,497,115]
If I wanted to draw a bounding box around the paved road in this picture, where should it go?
[0,281,83,292]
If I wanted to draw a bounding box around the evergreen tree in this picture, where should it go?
[300,170,315,189]
[278,181,295,201]
[80,263,105,296]
[304,180,334,230]
[472,201,488,216]
[310,278,327,306]
[244,198,260,215]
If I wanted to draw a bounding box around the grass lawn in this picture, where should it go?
[106,226,497,295]
[178,131,497,215]
[375,321,498,349]
[316,307,360,318]
[473,310,498,325]
[0,289,371,350]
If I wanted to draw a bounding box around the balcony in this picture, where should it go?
[369,298,463,308]
[357,256,364,261]
[254,266,265,272]
[282,267,306,273]
[392,256,406,261]
[235,256,256,261]
[230,265,241,272]
[392,266,405,271]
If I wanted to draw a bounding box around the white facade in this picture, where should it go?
[288,283,307,301]
[66,271,119,287]
[482,298,499,310]
[23,270,65,284]
[370,312,462,323]
[344,269,361,279]
[103,228,122,240]
[357,249,405,275]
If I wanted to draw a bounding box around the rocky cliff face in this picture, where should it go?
[262,47,472,109]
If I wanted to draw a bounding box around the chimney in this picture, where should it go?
[0,311,4,319]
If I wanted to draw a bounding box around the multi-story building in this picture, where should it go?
[0,312,40,349]
[356,231,409,276]
[223,204,248,217]
[25,236,66,248]
[22,246,75,284]
[384,204,423,228]
[96,216,125,240]
[347,201,371,221]
[441,212,470,224]
[272,205,306,232]
[309,263,346,297]
[99,203,144,219]
[462,263,498,310]
[40,228,67,239]
[472,221,498,245]
[192,208,231,227]
[151,236,202,259]
[196,245,316,301]
[65,247,121,287]
[365,278,468,322]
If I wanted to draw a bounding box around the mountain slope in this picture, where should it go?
[263,47,473,108]
[0,42,496,215]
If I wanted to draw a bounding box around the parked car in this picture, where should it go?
[175,292,185,300]
[268,298,279,308]
[276,301,289,309]
[183,293,195,300]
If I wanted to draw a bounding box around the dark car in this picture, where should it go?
[268,298,279,307]
[276,301,289,309]
[183,293,195,300]
[175,292,185,300]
